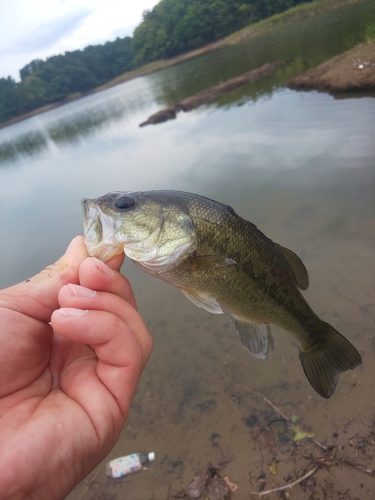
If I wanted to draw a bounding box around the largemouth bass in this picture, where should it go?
[82,190,362,398]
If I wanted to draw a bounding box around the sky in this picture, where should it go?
[0,0,160,81]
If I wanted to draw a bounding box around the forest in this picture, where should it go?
[0,0,309,123]
[0,37,133,122]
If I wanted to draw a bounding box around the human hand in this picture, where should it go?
[0,237,153,500]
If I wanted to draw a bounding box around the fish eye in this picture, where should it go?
[114,195,135,210]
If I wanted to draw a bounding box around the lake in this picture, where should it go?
[1,0,374,498]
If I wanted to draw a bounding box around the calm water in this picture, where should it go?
[1,1,375,498]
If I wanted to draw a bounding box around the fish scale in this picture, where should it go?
[82,190,362,398]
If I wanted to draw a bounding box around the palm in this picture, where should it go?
[0,237,152,500]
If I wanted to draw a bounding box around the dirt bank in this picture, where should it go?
[288,41,375,93]
[0,1,368,130]
[139,62,282,127]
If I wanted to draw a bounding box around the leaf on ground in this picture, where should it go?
[291,425,314,441]
[269,461,277,475]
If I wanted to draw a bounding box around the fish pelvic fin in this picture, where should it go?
[275,244,309,290]
[233,316,275,360]
[299,322,362,399]
[181,289,223,314]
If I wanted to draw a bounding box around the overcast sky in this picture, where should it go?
[0,0,160,81]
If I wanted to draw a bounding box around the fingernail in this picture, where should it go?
[92,257,115,277]
[68,284,96,298]
[58,308,88,317]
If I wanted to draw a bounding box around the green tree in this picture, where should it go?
[19,60,44,81]
[19,75,47,110]
[0,77,22,121]
[17,36,134,104]
[256,0,296,18]
[132,0,310,66]
[0,0,311,123]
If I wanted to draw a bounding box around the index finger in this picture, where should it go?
[0,236,88,323]
[78,257,137,310]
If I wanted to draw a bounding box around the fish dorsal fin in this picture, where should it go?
[181,289,224,314]
[233,315,275,360]
[275,244,309,290]
[189,255,237,272]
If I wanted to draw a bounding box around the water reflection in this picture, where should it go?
[0,131,48,164]
[0,76,154,166]
[147,0,374,104]
[0,102,140,165]
[48,107,124,146]
[1,0,374,167]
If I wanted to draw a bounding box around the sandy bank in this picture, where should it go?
[288,41,375,93]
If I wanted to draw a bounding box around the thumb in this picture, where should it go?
[0,236,88,323]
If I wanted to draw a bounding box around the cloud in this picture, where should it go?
[3,6,94,55]
[110,25,136,39]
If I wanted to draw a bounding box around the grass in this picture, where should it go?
[1,0,370,128]
[224,0,364,44]
[364,22,375,42]
[98,0,366,92]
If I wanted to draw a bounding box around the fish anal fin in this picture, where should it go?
[189,255,237,272]
[181,289,223,314]
[233,315,275,360]
[299,322,362,398]
[276,244,309,290]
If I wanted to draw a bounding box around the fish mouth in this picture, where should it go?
[81,198,124,262]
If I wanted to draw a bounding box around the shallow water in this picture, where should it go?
[1,1,375,498]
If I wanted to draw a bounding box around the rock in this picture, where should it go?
[139,106,177,127]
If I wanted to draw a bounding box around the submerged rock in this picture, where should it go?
[139,106,177,127]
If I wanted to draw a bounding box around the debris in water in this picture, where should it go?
[185,462,237,499]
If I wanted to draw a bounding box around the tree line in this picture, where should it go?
[0,37,133,122]
[132,0,306,65]
[0,0,309,123]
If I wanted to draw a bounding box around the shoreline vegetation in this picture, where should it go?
[288,40,375,92]
[0,0,311,127]
[0,0,372,131]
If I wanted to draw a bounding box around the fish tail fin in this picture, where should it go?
[299,322,362,399]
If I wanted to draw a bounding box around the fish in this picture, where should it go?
[81,190,362,398]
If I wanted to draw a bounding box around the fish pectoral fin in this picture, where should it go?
[233,316,275,360]
[181,289,224,314]
[189,255,237,272]
[275,244,309,290]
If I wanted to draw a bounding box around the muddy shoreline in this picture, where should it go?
[139,62,283,127]
[0,1,370,130]
[139,41,375,128]
[2,42,373,132]
[288,41,375,93]
[0,39,229,131]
